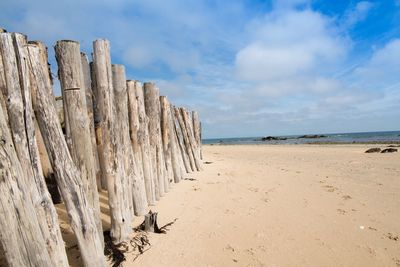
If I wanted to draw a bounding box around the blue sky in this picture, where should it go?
[1,0,400,138]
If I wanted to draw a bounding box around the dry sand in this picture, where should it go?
[59,144,400,267]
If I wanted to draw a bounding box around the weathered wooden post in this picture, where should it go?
[81,53,102,190]
[129,80,156,205]
[92,39,132,243]
[160,96,177,183]
[172,105,191,173]
[174,106,195,171]
[0,102,52,267]
[113,65,148,216]
[192,111,202,161]
[27,41,106,266]
[55,40,104,247]
[181,108,202,171]
[1,32,69,266]
[169,103,186,179]
[144,82,165,198]
[0,29,8,124]
[90,61,108,190]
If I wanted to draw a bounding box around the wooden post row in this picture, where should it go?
[127,80,156,205]
[112,65,147,216]
[0,30,204,266]
[0,31,66,267]
[92,39,133,243]
[28,41,106,266]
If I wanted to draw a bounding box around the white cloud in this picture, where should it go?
[353,39,400,88]
[342,1,374,28]
[235,9,349,94]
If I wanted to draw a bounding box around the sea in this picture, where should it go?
[202,130,400,145]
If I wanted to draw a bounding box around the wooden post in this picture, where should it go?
[113,65,148,217]
[27,41,106,266]
[81,53,102,191]
[169,104,186,179]
[174,106,195,171]
[171,105,191,173]
[0,29,8,125]
[181,108,202,171]
[129,80,156,205]
[55,40,104,247]
[143,82,164,198]
[90,61,108,190]
[192,111,202,161]
[0,100,52,267]
[1,32,69,266]
[160,96,176,183]
[92,39,131,243]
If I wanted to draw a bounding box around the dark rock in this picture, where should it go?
[298,135,327,139]
[365,148,381,153]
[381,148,398,153]
[261,136,287,141]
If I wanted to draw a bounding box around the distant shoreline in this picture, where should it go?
[203,130,400,145]
[205,141,400,145]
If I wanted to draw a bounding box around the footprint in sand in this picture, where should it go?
[323,185,338,192]
[386,233,399,241]
[337,209,346,215]
[248,187,259,193]
[342,195,352,200]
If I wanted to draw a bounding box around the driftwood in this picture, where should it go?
[1,32,69,266]
[160,96,175,185]
[27,41,106,266]
[181,108,202,171]
[113,65,148,217]
[81,53,102,191]
[129,81,156,205]
[143,83,164,198]
[92,40,131,243]
[55,40,104,247]
[171,105,191,173]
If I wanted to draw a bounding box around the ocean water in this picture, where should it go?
[202,131,400,145]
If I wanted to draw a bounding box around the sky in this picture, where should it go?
[1,0,400,138]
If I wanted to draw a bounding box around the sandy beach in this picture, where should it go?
[59,144,400,266]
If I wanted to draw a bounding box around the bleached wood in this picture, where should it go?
[160,96,175,184]
[1,32,69,266]
[90,61,108,190]
[112,64,134,223]
[55,40,103,247]
[0,30,8,125]
[192,111,202,161]
[27,41,106,266]
[174,107,195,171]
[92,40,131,243]
[182,108,202,171]
[130,81,156,205]
[0,100,52,267]
[169,103,186,179]
[143,82,164,198]
[81,53,102,191]
[171,105,191,173]
[15,33,69,266]
[113,66,148,217]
